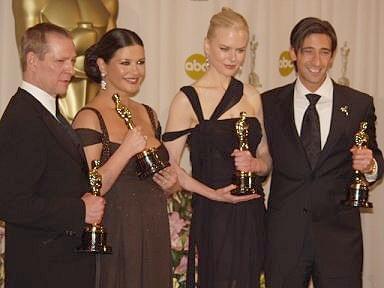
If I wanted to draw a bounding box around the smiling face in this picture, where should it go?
[290,33,335,92]
[98,45,145,96]
[204,26,248,77]
[27,33,76,96]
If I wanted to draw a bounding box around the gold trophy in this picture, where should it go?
[231,112,258,195]
[112,94,170,179]
[343,122,373,208]
[77,160,112,253]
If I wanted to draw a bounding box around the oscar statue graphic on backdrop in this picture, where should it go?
[248,35,262,88]
[342,122,373,208]
[12,0,118,121]
[338,41,350,87]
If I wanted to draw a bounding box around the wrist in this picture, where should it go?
[367,158,377,175]
[252,158,266,176]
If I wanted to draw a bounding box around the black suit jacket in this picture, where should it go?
[262,82,384,287]
[0,88,95,288]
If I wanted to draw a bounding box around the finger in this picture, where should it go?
[233,194,260,203]
[153,174,167,186]
[158,169,169,177]
[135,126,142,132]
[232,149,243,156]
[152,176,164,185]
[218,184,237,194]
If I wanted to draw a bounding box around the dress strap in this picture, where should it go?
[75,107,112,163]
[162,128,193,142]
[209,77,244,120]
[180,86,205,122]
[162,86,203,142]
[143,104,161,139]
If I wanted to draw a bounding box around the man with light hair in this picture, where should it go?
[0,23,105,288]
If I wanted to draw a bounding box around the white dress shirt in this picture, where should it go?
[294,75,333,149]
[293,75,377,180]
[20,81,57,118]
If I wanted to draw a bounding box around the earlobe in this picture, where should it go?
[96,58,106,74]
[289,48,297,61]
[204,37,210,56]
[26,52,37,70]
[329,54,336,68]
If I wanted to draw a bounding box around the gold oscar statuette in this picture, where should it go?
[342,122,373,208]
[231,112,259,195]
[112,94,170,179]
[77,160,112,254]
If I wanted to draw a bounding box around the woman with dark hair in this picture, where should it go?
[72,28,176,288]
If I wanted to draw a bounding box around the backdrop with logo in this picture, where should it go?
[1,1,384,287]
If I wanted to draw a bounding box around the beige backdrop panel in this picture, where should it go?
[1,1,383,287]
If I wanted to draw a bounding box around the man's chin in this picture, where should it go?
[56,92,67,98]
[56,87,70,97]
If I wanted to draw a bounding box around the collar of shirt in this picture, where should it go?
[294,75,333,105]
[293,75,334,148]
[20,81,57,118]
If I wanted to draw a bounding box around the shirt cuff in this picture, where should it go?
[365,158,378,182]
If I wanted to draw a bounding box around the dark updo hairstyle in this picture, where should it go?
[84,28,144,83]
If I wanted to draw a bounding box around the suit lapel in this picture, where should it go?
[55,99,89,173]
[278,84,300,144]
[316,84,350,168]
[24,91,88,173]
[277,83,311,169]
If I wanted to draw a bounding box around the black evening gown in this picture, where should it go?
[75,106,172,288]
[163,78,266,288]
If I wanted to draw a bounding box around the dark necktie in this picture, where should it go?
[56,109,81,146]
[300,93,321,169]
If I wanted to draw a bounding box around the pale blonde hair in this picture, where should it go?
[206,7,249,39]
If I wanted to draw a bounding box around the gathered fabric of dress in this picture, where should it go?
[75,105,172,288]
[163,78,266,288]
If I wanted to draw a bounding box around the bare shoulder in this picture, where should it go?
[166,88,196,131]
[169,89,195,118]
[72,104,102,132]
[172,89,192,106]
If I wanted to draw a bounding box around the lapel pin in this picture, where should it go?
[340,105,349,117]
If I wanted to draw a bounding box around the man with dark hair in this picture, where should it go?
[0,23,105,288]
[262,17,383,288]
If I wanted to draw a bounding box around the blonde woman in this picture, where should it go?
[163,8,271,288]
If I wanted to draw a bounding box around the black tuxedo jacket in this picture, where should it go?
[262,82,383,287]
[0,89,95,288]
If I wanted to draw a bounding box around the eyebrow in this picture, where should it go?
[301,46,331,51]
[119,57,145,61]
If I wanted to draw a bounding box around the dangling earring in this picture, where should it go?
[238,65,243,75]
[204,56,210,70]
[100,72,107,90]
